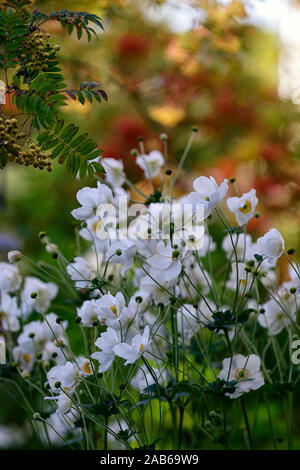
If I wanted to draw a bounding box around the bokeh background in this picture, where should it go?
[2,0,300,261]
[2,0,300,449]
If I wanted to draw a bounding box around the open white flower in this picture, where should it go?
[21,277,58,317]
[96,292,126,327]
[219,354,264,399]
[113,325,151,365]
[136,150,164,179]
[45,393,73,415]
[187,176,228,217]
[0,291,20,332]
[77,356,93,377]
[66,257,96,289]
[222,233,253,261]
[0,262,21,293]
[77,299,101,327]
[227,189,258,226]
[13,341,35,371]
[79,216,110,253]
[258,299,295,336]
[102,158,126,187]
[256,228,285,265]
[105,239,136,275]
[71,182,113,220]
[138,275,176,306]
[147,241,182,283]
[91,328,120,373]
[131,364,167,392]
[47,361,80,395]
[226,262,249,291]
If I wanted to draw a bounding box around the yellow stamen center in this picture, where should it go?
[239,200,251,214]
[110,305,118,317]
[235,368,249,381]
[22,353,31,364]
[83,361,92,375]
[139,344,144,353]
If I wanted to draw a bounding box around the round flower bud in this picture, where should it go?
[54,381,61,389]
[159,133,168,141]
[75,316,82,324]
[165,169,172,176]
[115,249,122,256]
[7,250,22,263]
[290,287,297,294]
[172,250,180,258]
[33,412,41,421]
[287,248,295,255]
[229,177,235,183]
[29,332,35,339]
[135,296,143,304]
[30,292,37,299]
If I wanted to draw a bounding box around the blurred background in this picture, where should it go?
[2,0,300,262]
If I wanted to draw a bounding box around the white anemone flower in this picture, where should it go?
[45,393,73,415]
[96,292,126,327]
[0,291,20,332]
[105,239,136,275]
[256,228,285,265]
[258,299,296,336]
[227,189,258,226]
[138,275,176,306]
[113,325,151,365]
[71,182,113,220]
[136,150,164,179]
[91,327,121,373]
[131,364,167,392]
[77,299,101,327]
[222,233,253,261]
[147,241,182,283]
[0,262,21,293]
[21,277,58,317]
[66,256,96,289]
[79,216,110,253]
[219,354,264,399]
[47,361,80,395]
[187,176,229,217]
[102,158,126,187]
[13,341,35,371]
[77,356,93,377]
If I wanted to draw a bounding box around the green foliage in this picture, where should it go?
[37,120,104,178]
[0,0,105,177]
